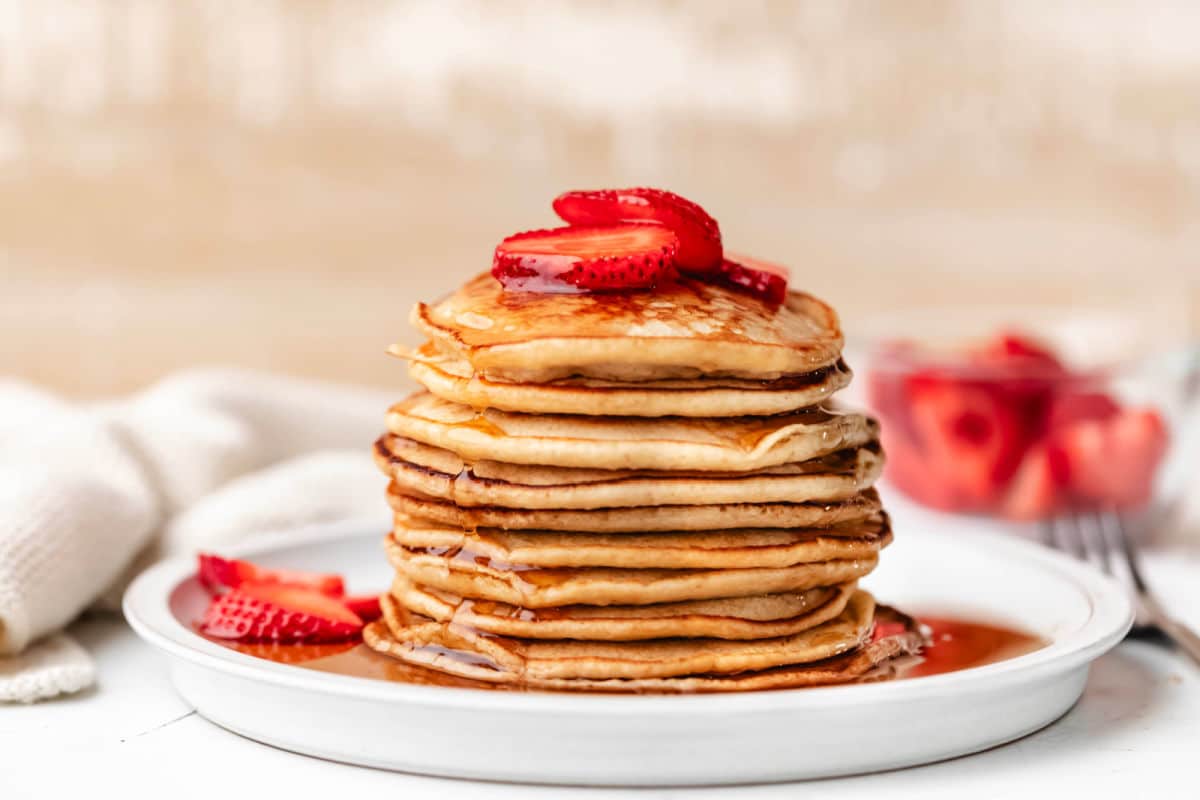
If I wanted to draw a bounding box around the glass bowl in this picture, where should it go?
[843,307,1200,535]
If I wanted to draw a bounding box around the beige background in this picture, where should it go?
[1,0,1197,396]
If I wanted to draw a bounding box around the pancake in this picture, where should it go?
[384,534,879,607]
[390,578,857,641]
[366,590,911,686]
[365,602,922,691]
[386,484,883,532]
[374,589,874,680]
[377,433,881,486]
[508,605,924,692]
[386,392,879,471]
[375,434,883,509]
[388,515,892,569]
[411,272,844,383]
[400,342,852,418]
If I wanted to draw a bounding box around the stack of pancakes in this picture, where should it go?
[365,272,924,691]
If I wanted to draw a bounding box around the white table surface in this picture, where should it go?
[4,531,1199,799]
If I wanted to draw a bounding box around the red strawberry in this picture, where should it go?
[343,593,383,623]
[868,330,1171,518]
[1057,408,1167,508]
[552,188,722,273]
[879,425,962,512]
[1046,390,1120,430]
[197,553,344,597]
[905,376,1027,508]
[871,620,909,642]
[1001,444,1066,520]
[969,332,1068,442]
[970,332,1064,374]
[866,342,926,446]
[492,224,678,293]
[200,582,363,643]
[712,255,789,306]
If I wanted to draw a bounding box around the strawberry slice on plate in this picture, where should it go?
[871,619,909,643]
[552,187,722,273]
[343,593,383,623]
[492,224,678,293]
[713,255,790,306]
[197,553,345,597]
[200,581,364,643]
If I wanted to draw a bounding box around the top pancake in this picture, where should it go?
[410,272,844,382]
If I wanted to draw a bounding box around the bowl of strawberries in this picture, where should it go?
[859,314,1198,523]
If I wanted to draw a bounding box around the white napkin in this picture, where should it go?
[0,369,395,702]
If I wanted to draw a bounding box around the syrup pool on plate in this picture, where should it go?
[213,615,1047,692]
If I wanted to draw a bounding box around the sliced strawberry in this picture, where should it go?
[711,255,789,306]
[866,342,926,447]
[970,332,1064,375]
[871,620,909,642]
[1046,390,1120,430]
[1057,407,1167,508]
[969,332,1068,443]
[197,553,241,593]
[879,427,960,512]
[870,348,965,510]
[343,593,383,623]
[905,375,1027,508]
[197,553,344,597]
[492,224,678,293]
[871,338,1057,512]
[200,582,363,643]
[869,330,1171,517]
[552,188,722,273]
[1001,444,1066,520]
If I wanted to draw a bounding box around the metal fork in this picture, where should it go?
[1041,510,1200,666]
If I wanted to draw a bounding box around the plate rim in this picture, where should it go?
[124,518,1133,715]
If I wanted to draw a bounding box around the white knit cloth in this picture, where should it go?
[0,370,394,702]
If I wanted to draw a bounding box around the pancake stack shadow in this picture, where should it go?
[365,273,924,691]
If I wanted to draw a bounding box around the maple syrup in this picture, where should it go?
[217,614,1045,693]
[900,616,1044,678]
[451,412,506,439]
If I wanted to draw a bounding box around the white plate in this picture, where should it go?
[124,520,1132,786]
